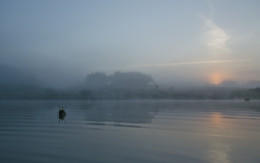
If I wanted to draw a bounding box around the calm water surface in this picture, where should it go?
[0,100,260,163]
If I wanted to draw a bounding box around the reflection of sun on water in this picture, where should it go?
[209,142,231,163]
[208,112,228,129]
[208,112,231,163]
[210,112,223,125]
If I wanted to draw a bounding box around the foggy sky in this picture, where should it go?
[1,0,260,88]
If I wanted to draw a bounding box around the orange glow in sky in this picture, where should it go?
[208,72,224,85]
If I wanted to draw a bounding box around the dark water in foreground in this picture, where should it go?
[0,100,260,163]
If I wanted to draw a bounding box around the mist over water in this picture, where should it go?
[1,0,260,88]
[0,100,260,163]
[1,1,260,163]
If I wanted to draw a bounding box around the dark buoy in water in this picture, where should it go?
[59,109,66,117]
[244,97,250,102]
[58,106,66,123]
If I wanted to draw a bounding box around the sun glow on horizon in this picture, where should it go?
[208,72,224,85]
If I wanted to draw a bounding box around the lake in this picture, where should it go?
[0,100,260,163]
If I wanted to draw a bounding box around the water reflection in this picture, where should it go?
[209,142,231,163]
[207,112,232,163]
[210,112,225,128]
[0,100,260,163]
[78,101,158,125]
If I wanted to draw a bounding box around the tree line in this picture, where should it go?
[1,66,260,100]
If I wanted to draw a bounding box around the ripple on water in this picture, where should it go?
[0,100,260,163]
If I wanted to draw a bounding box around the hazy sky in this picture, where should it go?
[1,0,260,87]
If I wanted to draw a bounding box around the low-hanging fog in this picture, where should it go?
[1,0,260,89]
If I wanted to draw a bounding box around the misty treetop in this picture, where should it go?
[1,64,260,100]
[85,71,155,89]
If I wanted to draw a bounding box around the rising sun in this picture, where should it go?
[209,72,223,85]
